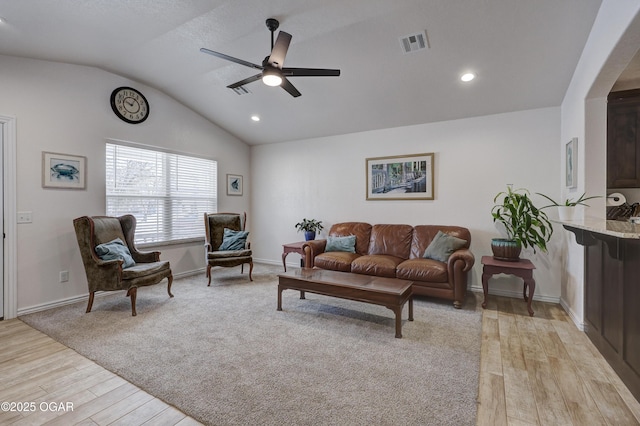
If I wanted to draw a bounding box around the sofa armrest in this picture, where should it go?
[446,248,475,308]
[130,248,160,263]
[447,248,475,273]
[84,257,125,292]
[303,239,327,268]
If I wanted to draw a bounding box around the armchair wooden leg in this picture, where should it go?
[249,260,253,281]
[167,274,174,298]
[207,265,212,286]
[127,287,137,316]
[86,292,95,313]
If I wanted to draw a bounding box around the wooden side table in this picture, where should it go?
[282,241,306,272]
[481,255,536,316]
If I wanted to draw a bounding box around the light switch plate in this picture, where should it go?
[17,211,32,223]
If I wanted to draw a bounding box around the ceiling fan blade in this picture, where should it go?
[282,67,341,77]
[227,74,262,89]
[200,48,263,70]
[268,31,292,68]
[281,77,301,97]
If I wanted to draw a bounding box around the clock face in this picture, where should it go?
[110,87,149,124]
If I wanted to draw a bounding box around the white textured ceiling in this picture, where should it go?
[0,0,602,145]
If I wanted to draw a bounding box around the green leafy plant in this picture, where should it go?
[295,218,324,233]
[491,185,553,253]
[536,192,600,209]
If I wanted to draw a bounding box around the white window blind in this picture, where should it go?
[106,142,217,244]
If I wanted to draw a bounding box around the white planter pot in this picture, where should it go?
[557,206,577,221]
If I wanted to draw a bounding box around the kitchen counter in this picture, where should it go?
[558,217,640,239]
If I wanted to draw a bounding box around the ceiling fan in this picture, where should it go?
[200,18,340,98]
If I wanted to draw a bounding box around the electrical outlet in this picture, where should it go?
[59,270,69,282]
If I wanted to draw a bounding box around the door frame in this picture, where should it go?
[0,115,17,319]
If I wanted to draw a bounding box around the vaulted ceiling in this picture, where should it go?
[0,1,602,144]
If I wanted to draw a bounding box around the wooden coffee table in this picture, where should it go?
[278,268,413,338]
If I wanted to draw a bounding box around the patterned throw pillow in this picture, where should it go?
[95,238,136,268]
[218,228,249,251]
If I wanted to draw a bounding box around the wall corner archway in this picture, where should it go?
[0,114,17,320]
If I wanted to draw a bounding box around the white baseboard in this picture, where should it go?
[17,268,206,317]
[469,284,560,304]
[560,297,585,331]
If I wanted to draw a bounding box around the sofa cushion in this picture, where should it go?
[208,249,252,259]
[351,254,403,278]
[368,224,413,259]
[325,235,356,253]
[327,222,372,255]
[396,258,448,283]
[92,217,128,246]
[122,260,170,280]
[314,252,361,272]
[423,230,468,262]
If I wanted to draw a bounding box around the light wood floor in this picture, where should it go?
[477,294,640,426]
[2,294,640,426]
[0,319,202,426]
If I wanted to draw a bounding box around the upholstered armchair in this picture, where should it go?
[73,215,173,316]
[204,212,253,286]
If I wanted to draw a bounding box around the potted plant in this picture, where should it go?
[295,218,324,241]
[491,185,553,261]
[536,192,600,221]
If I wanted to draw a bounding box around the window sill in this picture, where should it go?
[137,237,205,250]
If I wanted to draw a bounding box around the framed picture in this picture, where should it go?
[42,152,86,189]
[227,174,243,196]
[366,153,434,200]
[566,138,577,189]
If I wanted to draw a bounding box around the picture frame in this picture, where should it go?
[227,174,243,196]
[566,138,577,189]
[42,151,86,189]
[366,153,434,200]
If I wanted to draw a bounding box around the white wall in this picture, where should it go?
[0,55,251,313]
[560,0,640,326]
[252,107,563,302]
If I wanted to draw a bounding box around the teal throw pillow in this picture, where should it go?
[95,238,136,268]
[423,231,467,262]
[325,235,356,253]
[218,228,249,251]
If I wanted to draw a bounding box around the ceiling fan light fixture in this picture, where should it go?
[262,68,283,87]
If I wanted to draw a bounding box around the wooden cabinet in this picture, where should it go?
[566,225,640,402]
[607,89,640,188]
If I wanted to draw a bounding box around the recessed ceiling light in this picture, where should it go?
[461,73,475,82]
[251,115,260,122]
[0,17,6,24]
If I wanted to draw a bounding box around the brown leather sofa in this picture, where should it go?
[303,222,475,308]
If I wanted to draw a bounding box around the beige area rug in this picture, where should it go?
[20,264,482,425]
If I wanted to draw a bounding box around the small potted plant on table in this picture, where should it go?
[491,185,553,261]
[295,218,324,241]
[536,192,600,221]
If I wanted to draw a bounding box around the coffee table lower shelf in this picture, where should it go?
[278,269,413,338]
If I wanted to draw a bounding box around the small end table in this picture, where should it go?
[282,241,306,272]
[481,255,536,316]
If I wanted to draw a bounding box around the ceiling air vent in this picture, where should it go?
[231,86,251,95]
[399,31,430,54]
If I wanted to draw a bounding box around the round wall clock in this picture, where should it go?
[110,87,149,124]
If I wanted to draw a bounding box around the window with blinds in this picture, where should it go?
[106,142,217,245]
